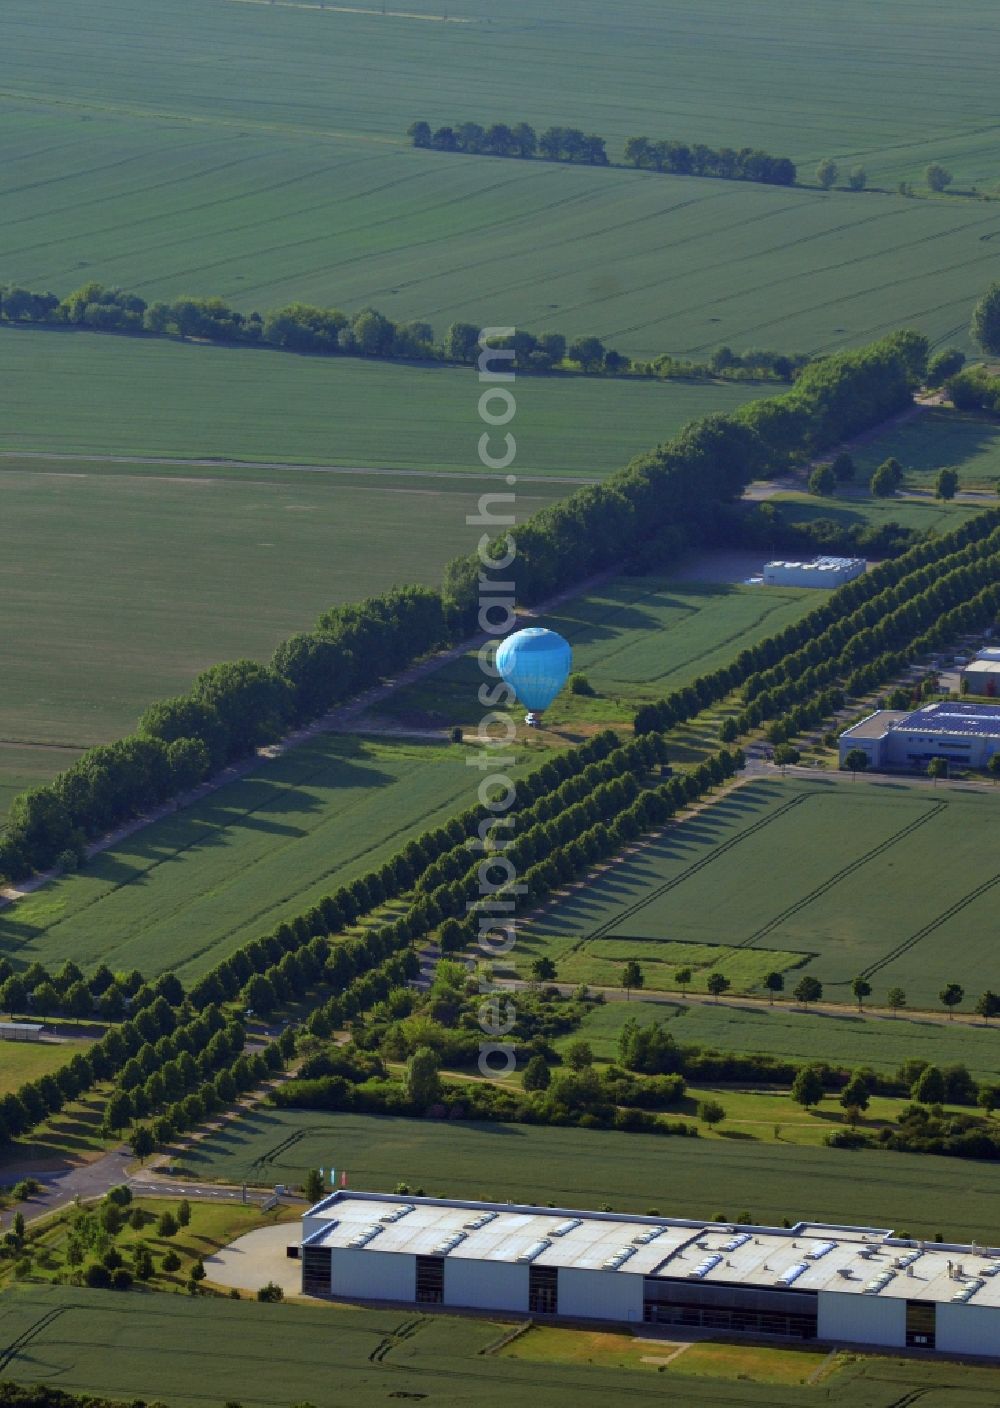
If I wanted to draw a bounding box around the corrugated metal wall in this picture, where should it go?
[817,1290,905,1347]
[444,1258,529,1313]
[331,1247,415,1301]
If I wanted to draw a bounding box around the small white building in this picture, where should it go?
[961,649,1000,697]
[763,556,865,589]
[298,1192,1000,1357]
[839,701,1000,771]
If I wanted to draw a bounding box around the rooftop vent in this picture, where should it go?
[862,1271,895,1295]
[602,1245,638,1271]
[515,1239,552,1264]
[432,1232,468,1256]
[347,1224,385,1249]
[462,1212,498,1231]
[777,1263,808,1287]
[378,1205,415,1223]
[632,1227,666,1247]
[805,1241,837,1261]
[689,1254,723,1280]
[551,1219,583,1238]
[722,1233,753,1253]
[951,1279,985,1304]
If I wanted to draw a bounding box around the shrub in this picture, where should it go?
[257,1281,285,1302]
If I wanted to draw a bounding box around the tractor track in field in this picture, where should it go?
[585,791,811,942]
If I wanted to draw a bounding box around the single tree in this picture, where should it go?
[870,460,899,497]
[622,959,644,1000]
[939,983,964,1019]
[816,158,838,190]
[912,1064,946,1104]
[773,743,800,769]
[793,976,823,1009]
[521,1054,551,1092]
[157,1210,179,1238]
[791,1066,825,1109]
[977,1084,1000,1116]
[403,1046,441,1108]
[927,757,948,785]
[530,956,557,984]
[566,1040,594,1070]
[988,754,1000,785]
[674,967,693,997]
[972,281,1000,355]
[130,1125,154,1164]
[976,990,1000,1024]
[808,463,835,496]
[886,986,907,1017]
[935,467,959,501]
[698,1099,726,1128]
[851,976,872,1011]
[847,166,867,191]
[304,1169,325,1204]
[161,1248,181,1273]
[839,1074,870,1115]
[764,971,785,1005]
[926,164,952,193]
[706,972,730,1003]
[843,747,868,779]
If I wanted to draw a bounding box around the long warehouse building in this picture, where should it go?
[299,1192,1000,1357]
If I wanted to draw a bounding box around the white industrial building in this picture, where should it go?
[839,701,1000,771]
[961,648,1000,697]
[763,556,865,589]
[298,1192,1000,1357]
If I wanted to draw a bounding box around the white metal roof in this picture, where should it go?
[303,1194,1000,1307]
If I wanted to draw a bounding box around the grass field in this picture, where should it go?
[183,1107,1000,1243]
[6,1,1000,358]
[527,776,1000,1007]
[0,327,760,472]
[0,734,496,982]
[850,407,1000,492]
[0,1038,89,1095]
[5,1284,995,1408]
[0,450,568,813]
[764,489,984,536]
[558,998,1000,1084]
[380,577,823,730]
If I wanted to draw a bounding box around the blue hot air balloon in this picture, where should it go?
[496,628,572,718]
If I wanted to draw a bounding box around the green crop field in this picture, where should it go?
[380,577,822,730]
[5,0,1000,359]
[0,328,759,473]
[0,734,500,982]
[559,998,1000,1084]
[0,1037,90,1094]
[184,1106,1000,1243]
[0,451,567,812]
[527,776,1000,1007]
[2,1285,992,1408]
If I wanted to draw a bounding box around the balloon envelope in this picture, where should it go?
[496,628,572,713]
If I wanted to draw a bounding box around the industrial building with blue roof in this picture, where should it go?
[839,701,1000,771]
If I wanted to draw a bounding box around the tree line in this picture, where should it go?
[634,508,1000,736]
[407,119,795,186]
[445,330,927,626]
[0,281,631,378]
[408,120,607,165]
[623,137,795,185]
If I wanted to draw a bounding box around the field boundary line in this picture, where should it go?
[586,790,810,941]
[734,801,947,949]
[860,871,1000,981]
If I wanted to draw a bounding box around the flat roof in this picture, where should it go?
[304,1194,1000,1308]
[841,710,906,741]
[964,661,1000,675]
